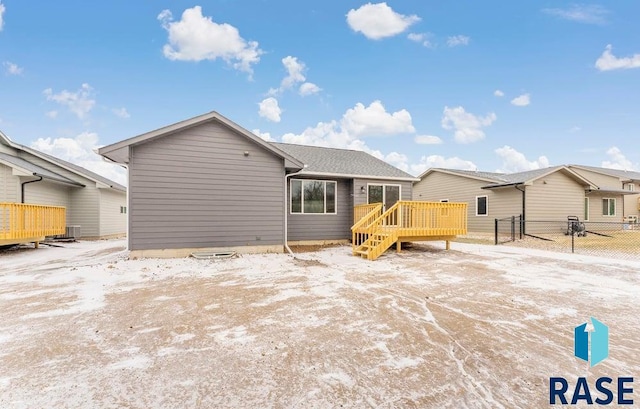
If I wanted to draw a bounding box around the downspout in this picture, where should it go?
[21,175,43,203]
[515,184,525,234]
[283,167,307,256]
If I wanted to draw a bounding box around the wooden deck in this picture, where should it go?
[352,201,467,260]
[0,203,66,247]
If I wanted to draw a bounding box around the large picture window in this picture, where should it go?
[602,198,616,216]
[291,179,336,214]
[476,195,488,216]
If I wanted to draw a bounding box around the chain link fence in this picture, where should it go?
[495,216,640,259]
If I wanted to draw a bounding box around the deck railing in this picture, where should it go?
[354,203,383,225]
[0,203,66,243]
[352,203,383,246]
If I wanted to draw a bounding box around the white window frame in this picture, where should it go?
[475,195,488,217]
[602,198,616,217]
[290,179,337,215]
[626,183,635,192]
[366,183,402,209]
[584,197,589,222]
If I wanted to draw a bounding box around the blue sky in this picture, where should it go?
[1,1,639,184]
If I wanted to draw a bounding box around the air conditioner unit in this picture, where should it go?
[65,225,82,239]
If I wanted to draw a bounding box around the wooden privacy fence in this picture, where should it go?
[0,202,66,244]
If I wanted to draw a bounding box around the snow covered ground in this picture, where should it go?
[0,240,639,408]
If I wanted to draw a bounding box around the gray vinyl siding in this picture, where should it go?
[23,181,71,219]
[68,188,100,237]
[352,178,412,206]
[525,172,587,221]
[0,163,19,202]
[413,172,521,233]
[128,121,285,251]
[99,189,127,236]
[287,178,352,241]
[570,168,620,190]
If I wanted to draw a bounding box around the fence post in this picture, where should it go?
[511,215,515,242]
[519,215,523,240]
[494,218,498,245]
[571,226,575,253]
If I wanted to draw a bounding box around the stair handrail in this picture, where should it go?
[362,201,401,236]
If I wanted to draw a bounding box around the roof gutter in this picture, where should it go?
[296,171,419,182]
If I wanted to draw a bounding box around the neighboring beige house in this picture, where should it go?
[569,165,640,223]
[0,131,126,239]
[412,166,631,233]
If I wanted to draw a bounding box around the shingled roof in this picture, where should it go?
[0,152,84,187]
[273,143,418,181]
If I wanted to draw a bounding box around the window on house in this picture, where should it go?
[627,183,635,191]
[120,206,127,214]
[602,198,616,216]
[291,179,337,214]
[584,197,589,221]
[476,196,488,216]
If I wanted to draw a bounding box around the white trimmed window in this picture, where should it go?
[626,183,635,192]
[290,179,337,214]
[602,198,616,216]
[476,195,488,216]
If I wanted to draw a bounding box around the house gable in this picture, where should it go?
[127,120,286,252]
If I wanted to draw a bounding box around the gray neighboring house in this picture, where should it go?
[413,166,610,233]
[569,165,640,222]
[98,111,418,258]
[0,131,127,238]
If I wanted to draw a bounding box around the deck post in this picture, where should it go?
[396,240,401,253]
[446,240,450,250]
[35,241,39,249]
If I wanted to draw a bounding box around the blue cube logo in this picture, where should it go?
[574,317,608,367]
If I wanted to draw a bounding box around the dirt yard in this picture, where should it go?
[1,240,639,408]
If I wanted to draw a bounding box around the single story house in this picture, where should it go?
[98,111,418,258]
[569,165,640,222]
[0,131,126,239]
[412,166,632,233]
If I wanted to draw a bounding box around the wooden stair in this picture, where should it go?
[353,231,397,260]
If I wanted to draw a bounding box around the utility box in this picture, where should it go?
[65,225,82,239]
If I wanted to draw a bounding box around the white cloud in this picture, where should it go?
[0,2,5,31]
[446,35,470,47]
[281,56,306,89]
[43,83,95,119]
[251,129,274,142]
[495,145,549,173]
[158,6,263,76]
[346,2,420,40]
[595,44,640,72]
[407,32,433,48]
[342,100,415,137]
[258,97,282,123]
[299,82,321,96]
[3,61,23,75]
[112,107,130,119]
[441,106,496,144]
[410,155,477,175]
[494,89,504,97]
[568,126,581,133]
[602,146,637,171]
[45,110,58,119]
[414,135,443,145]
[542,4,609,25]
[510,93,531,107]
[30,132,127,186]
